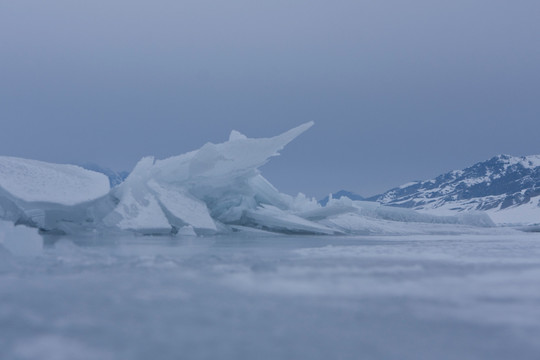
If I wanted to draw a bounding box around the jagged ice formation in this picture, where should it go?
[0,123,494,236]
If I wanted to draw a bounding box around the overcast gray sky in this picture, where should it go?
[1,0,539,198]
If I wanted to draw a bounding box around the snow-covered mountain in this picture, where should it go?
[367,154,540,225]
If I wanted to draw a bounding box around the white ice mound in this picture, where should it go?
[0,156,109,205]
[0,156,110,232]
[0,122,496,236]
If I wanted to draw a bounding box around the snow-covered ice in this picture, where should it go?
[0,156,111,232]
[0,156,110,205]
[1,231,540,360]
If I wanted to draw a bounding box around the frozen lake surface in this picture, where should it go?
[1,231,540,360]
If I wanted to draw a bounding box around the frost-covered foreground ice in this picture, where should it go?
[0,122,495,236]
[1,224,540,360]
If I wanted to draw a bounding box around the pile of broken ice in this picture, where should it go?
[0,123,494,236]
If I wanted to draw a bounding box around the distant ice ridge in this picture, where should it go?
[0,123,495,236]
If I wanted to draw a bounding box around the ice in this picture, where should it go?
[0,219,42,256]
[154,121,314,184]
[319,212,504,236]
[147,180,217,232]
[0,156,109,205]
[0,122,499,236]
[336,198,494,227]
[244,205,338,235]
[102,157,172,235]
[0,156,111,233]
[1,232,540,360]
[106,188,171,234]
[302,196,496,235]
[0,124,317,234]
[102,122,316,235]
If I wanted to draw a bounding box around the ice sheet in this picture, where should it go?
[1,232,539,360]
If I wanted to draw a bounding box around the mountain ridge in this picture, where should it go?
[324,154,540,225]
[367,154,540,212]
